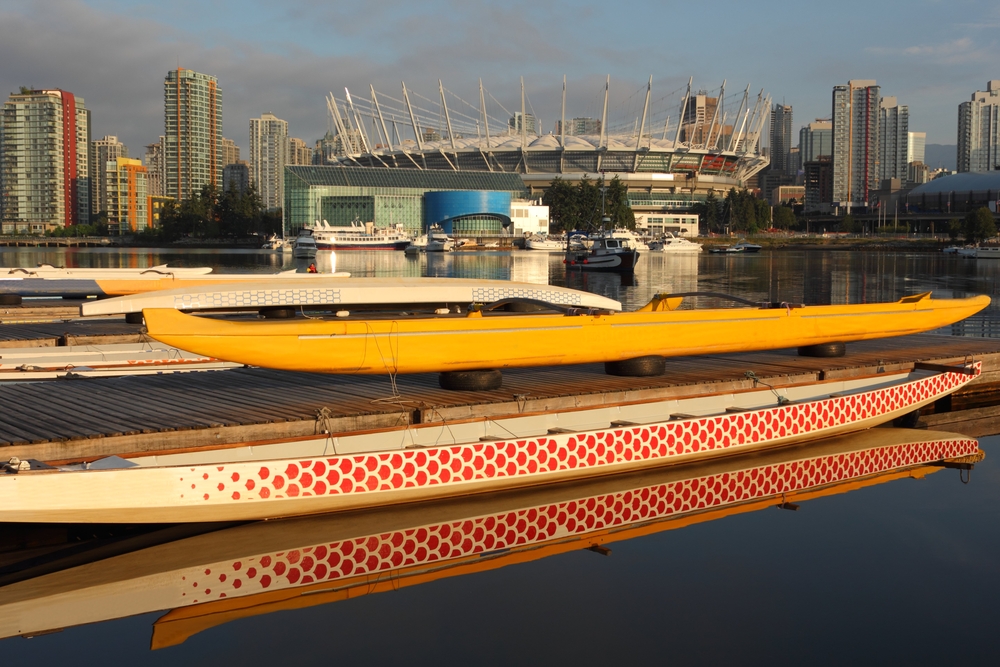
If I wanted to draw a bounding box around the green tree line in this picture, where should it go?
[542,176,635,232]
[153,183,281,242]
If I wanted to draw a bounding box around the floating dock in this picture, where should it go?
[0,304,997,463]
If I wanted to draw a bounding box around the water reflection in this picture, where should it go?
[0,428,978,651]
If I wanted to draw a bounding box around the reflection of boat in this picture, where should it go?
[83,278,622,317]
[565,230,640,273]
[292,230,317,259]
[524,234,564,251]
[143,292,989,374]
[0,361,980,523]
[307,219,412,251]
[974,246,1000,259]
[648,232,703,254]
[0,428,979,645]
[709,240,762,254]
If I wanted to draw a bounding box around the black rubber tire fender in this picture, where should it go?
[604,355,666,377]
[260,307,297,319]
[438,369,503,391]
[125,312,144,324]
[797,342,847,358]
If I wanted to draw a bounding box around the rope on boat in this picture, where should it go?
[744,371,791,405]
[653,291,803,309]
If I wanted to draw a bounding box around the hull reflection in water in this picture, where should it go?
[0,428,981,649]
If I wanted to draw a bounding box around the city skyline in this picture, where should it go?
[1,0,997,163]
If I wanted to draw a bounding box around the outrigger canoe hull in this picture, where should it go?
[142,293,990,375]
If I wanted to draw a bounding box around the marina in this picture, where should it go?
[2,247,1000,662]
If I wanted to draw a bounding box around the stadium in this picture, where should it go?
[319,77,772,234]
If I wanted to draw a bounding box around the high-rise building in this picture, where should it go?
[769,104,793,175]
[907,131,926,165]
[509,112,536,135]
[105,157,147,234]
[832,80,880,207]
[287,137,313,165]
[223,161,249,195]
[249,113,287,211]
[679,94,733,147]
[144,138,165,197]
[1,88,90,232]
[800,120,833,163]
[91,135,128,217]
[957,81,1000,173]
[879,97,908,183]
[221,137,240,166]
[163,68,222,201]
[555,117,602,136]
[804,156,834,212]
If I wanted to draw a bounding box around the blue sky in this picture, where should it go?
[2,0,997,160]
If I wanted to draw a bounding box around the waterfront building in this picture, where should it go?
[0,88,90,233]
[223,161,249,195]
[91,136,128,217]
[249,113,287,211]
[144,138,165,197]
[147,195,172,229]
[288,137,313,165]
[283,166,527,237]
[221,137,240,167]
[879,97,909,183]
[163,68,222,201]
[104,157,147,234]
[832,80,880,208]
[957,81,1000,173]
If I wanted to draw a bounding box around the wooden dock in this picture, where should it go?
[0,323,998,462]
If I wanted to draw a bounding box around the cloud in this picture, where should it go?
[865,37,995,65]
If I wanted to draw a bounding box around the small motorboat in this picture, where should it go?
[261,235,292,252]
[524,234,564,251]
[292,230,318,259]
[405,225,453,254]
[565,230,640,273]
[648,232,703,254]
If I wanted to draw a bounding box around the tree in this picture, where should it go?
[772,206,796,229]
[964,207,997,244]
[604,176,635,230]
[542,177,578,233]
[948,218,962,241]
[840,214,857,234]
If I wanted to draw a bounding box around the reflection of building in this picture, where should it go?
[250,113,287,211]
[832,80,880,207]
[1,88,90,232]
[283,166,526,237]
[957,81,1000,173]
[105,157,147,233]
[879,97,908,182]
[164,68,223,200]
[91,136,128,217]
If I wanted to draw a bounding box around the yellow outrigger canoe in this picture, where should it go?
[141,291,990,374]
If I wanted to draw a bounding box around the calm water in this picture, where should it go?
[2,247,1000,665]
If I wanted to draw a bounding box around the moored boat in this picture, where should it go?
[0,362,980,523]
[80,277,623,317]
[564,230,640,273]
[524,233,564,251]
[292,230,318,259]
[307,219,412,251]
[0,427,979,642]
[141,291,989,375]
[648,232,703,253]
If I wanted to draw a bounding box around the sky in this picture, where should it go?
[1,0,998,161]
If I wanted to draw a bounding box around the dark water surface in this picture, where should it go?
[2,247,1000,665]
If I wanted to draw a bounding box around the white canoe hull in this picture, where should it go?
[0,363,978,523]
[80,277,623,316]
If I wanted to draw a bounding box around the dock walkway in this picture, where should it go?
[1,333,999,462]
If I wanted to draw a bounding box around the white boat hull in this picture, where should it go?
[0,364,978,523]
